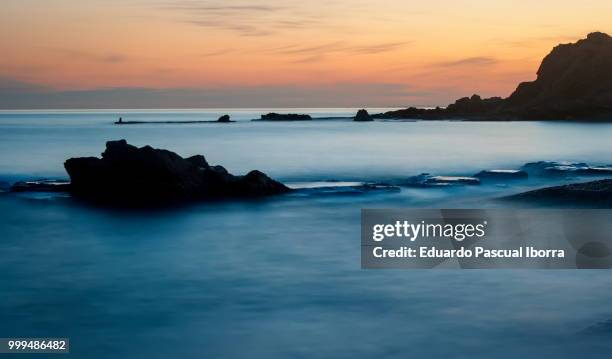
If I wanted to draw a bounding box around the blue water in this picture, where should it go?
[1,109,612,358]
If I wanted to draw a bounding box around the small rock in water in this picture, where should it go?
[354,109,373,122]
[474,169,528,181]
[403,173,480,187]
[217,114,231,122]
[10,179,71,192]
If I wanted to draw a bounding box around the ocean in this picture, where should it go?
[1,109,612,358]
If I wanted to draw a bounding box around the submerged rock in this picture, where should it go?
[10,179,71,193]
[217,114,231,122]
[354,109,373,122]
[474,170,528,180]
[403,173,480,187]
[258,113,312,121]
[504,179,612,206]
[0,181,10,191]
[63,140,290,205]
[521,161,612,177]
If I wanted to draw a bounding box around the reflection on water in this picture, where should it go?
[1,110,612,358]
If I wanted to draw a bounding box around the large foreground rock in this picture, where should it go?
[505,179,612,206]
[64,140,290,205]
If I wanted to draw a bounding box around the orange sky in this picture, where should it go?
[1,0,611,107]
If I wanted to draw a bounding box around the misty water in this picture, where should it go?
[1,109,612,358]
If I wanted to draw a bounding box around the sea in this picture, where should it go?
[1,108,612,358]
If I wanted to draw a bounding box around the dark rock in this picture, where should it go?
[354,109,373,122]
[217,114,231,122]
[521,161,612,177]
[403,173,480,187]
[504,179,612,206]
[0,181,10,191]
[258,113,312,121]
[63,139,290,206]
[474,170,528,180]
[10,179,71,193]
[374,32,612,121]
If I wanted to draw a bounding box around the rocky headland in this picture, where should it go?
[374,32,612,121]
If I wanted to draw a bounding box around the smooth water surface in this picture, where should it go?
[1,109,612,358]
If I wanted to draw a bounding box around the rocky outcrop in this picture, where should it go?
[504,32,612,119]
[63,140,290,206]
[521,161,612,177]
[217,114,231,122]
[403,173,480,187]
[505,179,612,206]
[257,113,312,121]
[10,180,71,192]
[474,170,528,181]
[375,32,612,121]
[354,109,373,122]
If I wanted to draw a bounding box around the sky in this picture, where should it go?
[1,0,611,109]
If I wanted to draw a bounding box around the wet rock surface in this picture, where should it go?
[504,179,612,206]
[521,161,612,177]
[10,179,71,192]
[474,170,528,181]
[403,173,480,187]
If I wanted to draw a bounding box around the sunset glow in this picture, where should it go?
[2,0,611,107]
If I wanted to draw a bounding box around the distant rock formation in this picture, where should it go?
[217,114,231,122]
[258,113,312,121]
[10,179,71,192]
[521,161,612,177]
[474,170,528,181]
[375,32,612,121]
[64,140,290,206]
[403,173,480,187]
[504,179,612,206]
[354,109,373,122]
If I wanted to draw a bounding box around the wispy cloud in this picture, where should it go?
[263,41,410,62]
[48,48,127,64]
[434,56,499,68]
[162,0,324,36]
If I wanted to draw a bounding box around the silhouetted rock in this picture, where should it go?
[217,114,231,122]
[374,32,612,121]
[354,109,373,122]
[474,170,528,181]
[258,113,312,121]
[10,179,71,192]
[505,32,612,119]
[403,173,480,187]
[63,140,290,206]
[505,179,612,206]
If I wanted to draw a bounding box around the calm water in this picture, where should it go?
[1,109,612,358]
